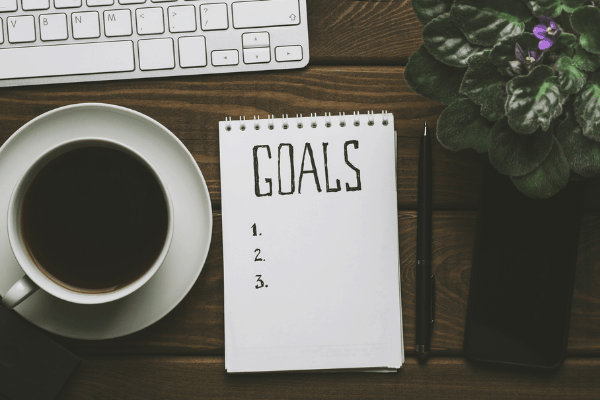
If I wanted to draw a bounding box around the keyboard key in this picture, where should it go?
[200,3,228,31]
[119,0,145,3]
[243,47,270,64]
[178,35,206,68]
[87,0,113,5]
[0,0,17,12]
[136,7,164,35]
[7,15,35,43]
[275,45,302,62]
[0,19,3,43]
[0,41,135,80]
[104,9,132,37]
[242,32,269,48]
[232,0,300,29]
[211,49,238,66]
[138,38,175,70]
[168,5,195,33]
[54,0,81,8]
[22,0,49,10]
[72,11,100,38]
[151,0,175,2]
[40,13,68,41]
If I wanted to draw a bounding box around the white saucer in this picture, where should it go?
[0,104,213,340]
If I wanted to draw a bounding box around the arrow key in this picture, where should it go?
[243,47,270,64]
[275,45,302,62]
[212,49,238,66]
[242,32,269,48]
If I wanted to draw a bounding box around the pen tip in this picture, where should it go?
[416,345,429,361]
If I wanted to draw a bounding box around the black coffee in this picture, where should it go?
[20,146,169,293]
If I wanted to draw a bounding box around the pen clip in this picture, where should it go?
[430,274,436,334]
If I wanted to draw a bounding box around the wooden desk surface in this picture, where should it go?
[1,1,599,398]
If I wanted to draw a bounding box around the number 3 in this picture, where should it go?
[255,275,265,289]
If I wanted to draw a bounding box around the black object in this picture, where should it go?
[0,305,80,400]
[416,122,435,360]
[464,163,584,370]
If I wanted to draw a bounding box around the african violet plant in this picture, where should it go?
[404,0,600,198]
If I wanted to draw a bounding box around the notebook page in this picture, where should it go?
[220,113,402,373]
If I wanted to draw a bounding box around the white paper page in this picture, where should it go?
[220,113,402,373]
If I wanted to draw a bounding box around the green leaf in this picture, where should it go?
[510,136,570,198]
[422,14,483,68]
[574,75,600,140]
[489,32,539,68]
[505,65,567,134]
[459,50,509,121]
[551,33,577,59]
[556,106,600,177]
[571,7,600,55]
[449,0,532,47]
[411,0,455,25]
[436,98,494,152]
[573,43,600,72]
[404,45,467,105]
[488,117,553,176]
[523,0,587,18]
[555,56,587,94]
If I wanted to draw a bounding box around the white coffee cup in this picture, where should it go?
[0,138,174,309]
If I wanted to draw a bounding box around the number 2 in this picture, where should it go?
[254,249,264,262]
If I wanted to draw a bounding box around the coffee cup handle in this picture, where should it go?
[0,275,38,309]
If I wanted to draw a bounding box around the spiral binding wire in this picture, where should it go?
[253,115,260,130]
[225,111,389,130]
[339,112,346,127]
[282,114,289,129]
[268,114,275,130]
[368,110,375,126]
[353,111,360,127]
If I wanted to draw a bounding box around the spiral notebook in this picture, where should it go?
[219,112,403,373]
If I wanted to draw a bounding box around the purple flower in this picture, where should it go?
[507,43,542,76]
[516,43,542,66]
[533,16,559,50]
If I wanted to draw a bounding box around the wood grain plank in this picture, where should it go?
[0,66,483,210]
[57,356,600,400]
[53,212,600,357]
[306,0,422,65]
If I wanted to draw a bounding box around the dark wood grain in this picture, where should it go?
[53,212,600,357]
[307,0,422,65]
[0,66,484,210]
[57,356,600,400]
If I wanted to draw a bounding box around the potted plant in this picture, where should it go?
[404,0,600,198]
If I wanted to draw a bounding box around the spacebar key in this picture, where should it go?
[0,41,135,80]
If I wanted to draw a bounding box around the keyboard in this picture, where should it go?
[0,0,309,87]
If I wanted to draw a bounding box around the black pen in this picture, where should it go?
[416,121,435,360]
